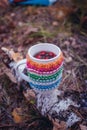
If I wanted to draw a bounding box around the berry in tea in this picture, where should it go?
[34,51,56,59]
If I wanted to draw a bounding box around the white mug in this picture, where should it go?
[15,43,64,91]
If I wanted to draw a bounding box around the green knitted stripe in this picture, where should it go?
[27,67,63,81]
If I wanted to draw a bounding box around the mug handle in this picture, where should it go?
[15,59,30,82]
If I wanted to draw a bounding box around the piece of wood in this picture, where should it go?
[1,47,81,128]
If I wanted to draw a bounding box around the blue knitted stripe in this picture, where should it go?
[29,77,62,90]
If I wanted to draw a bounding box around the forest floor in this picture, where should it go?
[0,2,87,130]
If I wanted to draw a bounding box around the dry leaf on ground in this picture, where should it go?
[23,89,35,102]
[80,124,87,130]
[4,69,17,83]
[0,0,8,8]
[1,47,23,62]
[17,26,38,44]
[12,108,24,123]
[52,119,67,130]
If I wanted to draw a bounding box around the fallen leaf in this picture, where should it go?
[65,56,72,63]
[23,89,35,102]
[48,5,74,22]
[10,51,23,62]
[24,6,37,15]
[52,118,67,130]
[0,85,4,102]
[4,68,17,83]
[52,21,59,26]
[18,46,24,52]
[80,124,87,130]
[0,61,17,83]
[1,47,23,62]
[17,26,38,44]
[0,0,8,8]
[12,108,24,123]
[63,41,70,46]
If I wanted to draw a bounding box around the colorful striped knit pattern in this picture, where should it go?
[26,52,64,91]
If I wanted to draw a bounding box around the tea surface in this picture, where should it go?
[34,51,56,59]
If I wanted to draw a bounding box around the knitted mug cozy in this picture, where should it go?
[26,43,64,91]
[16,43,64,91]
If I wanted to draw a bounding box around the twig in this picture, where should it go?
[76,55,87,67]
[72,69,80,92]
[70,106,84,120]
[70,49,87,67]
